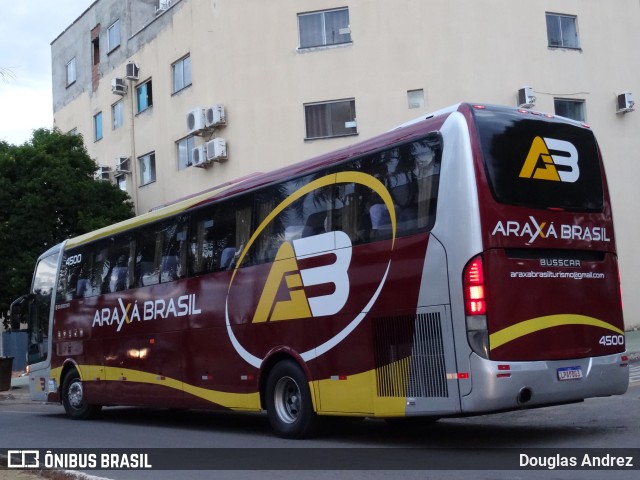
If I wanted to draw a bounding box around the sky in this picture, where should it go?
[0,0,96,145]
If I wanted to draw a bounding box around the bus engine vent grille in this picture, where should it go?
[409,311,448,398]
[373,312,448,398]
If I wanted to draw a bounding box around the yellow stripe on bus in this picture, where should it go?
[53,362,410,416]
[489,314,624,350]
[54,365,261,411]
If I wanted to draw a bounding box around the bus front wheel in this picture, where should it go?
[61,369,102,420]
[265,360,318,438]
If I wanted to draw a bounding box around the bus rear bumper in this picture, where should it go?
[460,352,629,413]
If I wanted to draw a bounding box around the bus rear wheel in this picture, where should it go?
[61,369,102,420]
[265,360,318,438]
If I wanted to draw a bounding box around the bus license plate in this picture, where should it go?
[557,366,583,381]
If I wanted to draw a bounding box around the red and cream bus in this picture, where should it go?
[13,103,629,438]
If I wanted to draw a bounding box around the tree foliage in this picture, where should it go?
[0,129,134,327]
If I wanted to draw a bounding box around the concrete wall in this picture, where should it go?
[51,0,640,328]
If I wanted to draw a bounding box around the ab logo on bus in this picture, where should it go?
[224,172,397,368]
[519,136,579,183]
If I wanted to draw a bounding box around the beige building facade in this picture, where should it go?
[51,0,640,328]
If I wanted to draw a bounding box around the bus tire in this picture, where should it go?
[265,360,318,438]
[61,369,102,420]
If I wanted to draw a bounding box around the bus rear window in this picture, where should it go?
[472,107,604,211]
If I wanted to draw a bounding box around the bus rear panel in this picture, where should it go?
[453,105,627,412]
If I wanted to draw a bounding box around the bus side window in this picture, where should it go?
[98,235,133,294]
[414,136,442,230]
[135,226,161,287]
[160,217,189,283]
[75,250,93,298]
[253,188,282,264]
[57,249,86,302]
[85,246,108,296]
[332,182,373,245]
[332,134,443,243]
[283,175,333,242]
[252,175,333,263]
[189,200,248,275]
[234,198,252,267]
[189,215,215,275]
[215,203,242,270]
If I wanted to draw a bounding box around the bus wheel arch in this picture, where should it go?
[260,353,318,438]
[259,349,310,408]
[60,366,102,420]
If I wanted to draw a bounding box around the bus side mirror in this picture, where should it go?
[9,294,34,331]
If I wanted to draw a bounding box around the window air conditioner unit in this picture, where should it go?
[125,62,139,81]
[115,156,131,175]
[205,104,226,128]
[187,107,206,133]
[95,165,112,181]
[518,86,535,108]
[111,78,127,95]
[616,92,635,114]
[191,145,209,167]
[206,138,228,162]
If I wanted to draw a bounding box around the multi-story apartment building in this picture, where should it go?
[51,0,640,327]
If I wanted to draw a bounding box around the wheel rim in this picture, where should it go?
[273,376,301,424]
[67,379,84,409]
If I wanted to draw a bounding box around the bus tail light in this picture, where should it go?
[464,255,489,359]
[464,256,486,315]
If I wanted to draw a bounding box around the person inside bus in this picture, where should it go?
[108,255,129,292]
[160,247,180,282]
[369,203,393,240]
[301,211,327,238]
[75,265,88,298]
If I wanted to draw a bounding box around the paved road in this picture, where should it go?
[2,357,638,479]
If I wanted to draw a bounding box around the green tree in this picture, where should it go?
[0,129,134,328]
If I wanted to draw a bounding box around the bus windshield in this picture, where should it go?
[472,106,604,212]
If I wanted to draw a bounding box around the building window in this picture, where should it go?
[177,136,195,170]
[298,8,351,49]
[92,37,100,66]
[554,98,586,122]
[172,55,192,94]
[112,100,124,130]
[107,19,121,52]
[136,80,153,113]
[304,99,357,140]
[139,152,156,186]
[546,13,580,49]
[407,89,425,109]
[116,174,127,192]
[94,112,103,141]
[66,58,76,86]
